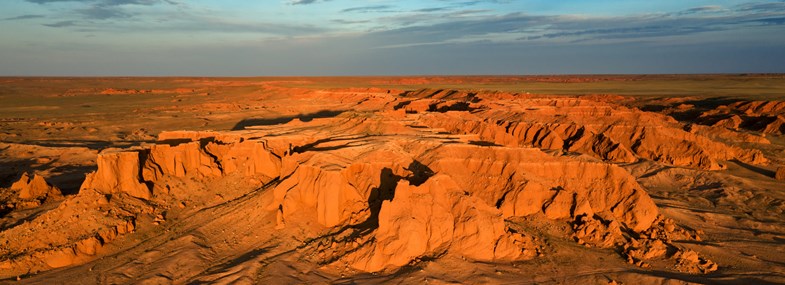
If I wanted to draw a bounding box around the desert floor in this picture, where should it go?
[1,75,785,284]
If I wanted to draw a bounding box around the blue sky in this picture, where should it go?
[1,0,784,75]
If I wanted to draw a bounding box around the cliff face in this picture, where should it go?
[80,138,283,200]
[82,151,151,199]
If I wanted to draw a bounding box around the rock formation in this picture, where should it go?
[82,150,151,199]
[10,172,61,200]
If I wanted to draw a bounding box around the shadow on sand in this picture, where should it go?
[0,158,95,195]
[730,159,776,178]
[232,110,346,130]
[627,269,785,285]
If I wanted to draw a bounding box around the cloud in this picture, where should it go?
[341,5,394,13]
[332,19,370,24]
[536,25,723,42]
[288,0,327,5]
[376,9,491,27]
[748,16,785,24]
[78,5,131,19]
[676,5,725,15]
[437,0,511,7]
[361,2,785,49]
[42,20,78,27]
[736,1,785,12]
[26,0,84,3]
[26,0,177,20]
[167,18,328,35]
[102,0,160,5]
[20,0,785,51]
[3,14,45,20]
[28,0,327,36]
[27,0,162,4]
[415,7,451,13]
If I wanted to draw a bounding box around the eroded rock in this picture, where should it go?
[10,172,61,200]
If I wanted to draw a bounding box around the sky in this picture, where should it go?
[1,0,784,75]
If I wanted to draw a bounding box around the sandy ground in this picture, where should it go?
[1,76,784,284]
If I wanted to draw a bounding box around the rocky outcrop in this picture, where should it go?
[776,167,785,180]
[419,113,637,163]
[271,146,414,228]
[81,151,151,199]
[763,115,785,134]
[10,172,61,200]
[204,140,281,179]
[0,188,137,277]
[417,145,658,232]
[142,142,223,181]
[729,101,785,116]
[686,124,771,145]
[713,115,743,129]
[698,100,785,135]
[349,175,537,272]
[417,97,767,170]
[80,136,282,200]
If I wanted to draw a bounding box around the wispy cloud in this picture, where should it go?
[414,7,451,13]
[165,17,328,35]
[287,0,328,5]
[341,5,395,13]
[19,0,785,50]
[3,14,46,20]
[437,0,512,7]
[29,0,330,38]
[332,19,370,24]
[675,5,726,15]
[78,5,131,19]
[27,0,169,5]
[26,0,85,3]
[361,3,785,49]
[736,1,785,12]
[42,20,78,27]
[27,0,179,20]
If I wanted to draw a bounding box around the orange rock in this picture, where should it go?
[142,142,222,180]
[713,115,743,129]
[42,247,77,268]
[419,96,767,170]
[272,148,411,228]
[673,249,719,274]
[419,145,658,232]
[81,151,151,199]
[499,183,552,217]
[543,190,574,220]
[10,172,61,200]
[573,215,622,248]
[75,237,102,256]
[776,166,785,180]
[349,175,528,272]
[204,140,281,179]
[763,115,785,134]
